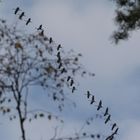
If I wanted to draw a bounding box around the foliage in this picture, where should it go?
[112,0,140,43]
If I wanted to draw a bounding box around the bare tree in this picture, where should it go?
[0,18,88,140]
[0,4,119,140]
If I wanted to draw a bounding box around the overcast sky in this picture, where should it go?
[0,0,140,140]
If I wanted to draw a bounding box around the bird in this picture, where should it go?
[49,37,53,44]
[14,7,20,15]
[67,76,71,82]
[105,135,114,140]
[104,107,109,116]
[37,24,43,30]
[70,79,74,86]
[111,123,117,131]
[90,95,95,104]
[57,44,62,51]
[58,62,62,69]
[57,52,61,58]
[19,12,25,20]
[26,18,31,25]
[86,91,91,99]
[97,100,102,111]
[113,128,119,135]
[105,114,111,124]
[72,86,76,93]
[57,57,61,64]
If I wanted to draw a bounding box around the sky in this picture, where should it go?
[0,0,140,140]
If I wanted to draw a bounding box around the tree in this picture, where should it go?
[0,6,119,140]
[112,0,140,43]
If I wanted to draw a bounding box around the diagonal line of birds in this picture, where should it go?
[85,90,119,139]
[13,6,119,140]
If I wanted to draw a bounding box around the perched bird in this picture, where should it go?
[19,12,25,20]
[105,114,111,124]
[14,7,20,15]
[67,76,71,82]
[97,100,102,111]
[90,95,95,104]
[37,24,43,30]
[57,44,62,51]
[49,37,53,44]
[70,79,74,86]
[26,18,31,25]
[111,123,117,131]
[86,91,91,99]
[104,107,109,116]
[72,86,76,93]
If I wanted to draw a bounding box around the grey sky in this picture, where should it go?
[0,0,140,140]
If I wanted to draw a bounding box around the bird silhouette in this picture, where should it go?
[49,37,53,44]
[19,12,25,20]
[37,24,43,30]
[105,114,111,124]
[111,123,117,131]
[113,128,119,135]
[86,91,91,99]
[105,135,114,140]
[26,18,31,25]
[14,7,20,15]
[57,56,61,63]
[97,100,102,111]
[57,52,61,58]
[104,107,109,116]
[72,86,76,93]
[67,76,71,82]
[70,79,74,86]
[58,62,62,69]
[90,95,95,104]
[57,44,62,51]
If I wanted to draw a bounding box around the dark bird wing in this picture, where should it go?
[97,100,102,110]
[113,128,119,135]
[70,79,74,86]
[57,44,62,51]
[90,95,95,104]
[67,76,71,81]
[19,12,25,20]
[104,107,109,116]
[26,18,31,25]
[72,86,76,93]
[86,91,91,98]
[37,24,42,30]
[105,115,111,124]
[14,7,20,15]
[111,123,117,130]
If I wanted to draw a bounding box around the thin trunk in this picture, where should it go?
[17,105,26,140]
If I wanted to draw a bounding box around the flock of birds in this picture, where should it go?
[13,7,119,140]
[85,91,119,140]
